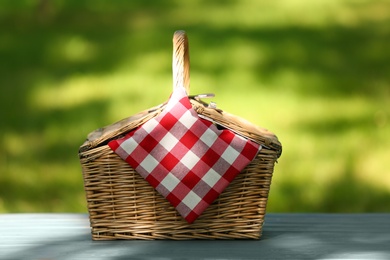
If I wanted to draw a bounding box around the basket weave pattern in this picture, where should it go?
[81,145,276,240]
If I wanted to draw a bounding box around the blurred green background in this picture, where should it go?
[1,0,389,213]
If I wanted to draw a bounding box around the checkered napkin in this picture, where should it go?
[108,87,261,223]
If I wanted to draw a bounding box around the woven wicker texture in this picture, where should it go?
[79,30,282,240]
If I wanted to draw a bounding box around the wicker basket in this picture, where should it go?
[79,31,282,240]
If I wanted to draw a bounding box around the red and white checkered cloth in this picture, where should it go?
[108,87,261,223]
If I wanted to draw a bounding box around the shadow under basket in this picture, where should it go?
[78,31,282,240]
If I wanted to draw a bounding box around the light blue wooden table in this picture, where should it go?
[1,213,389,260]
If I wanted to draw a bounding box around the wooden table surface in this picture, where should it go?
[1,213,389,260]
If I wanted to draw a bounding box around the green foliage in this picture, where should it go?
[0,0,389,213]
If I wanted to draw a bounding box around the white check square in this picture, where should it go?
[139,154,159,173]
[160,173,180,192]
[160,132,179,151]
[121,138,138,155]
[142,118,159,134]
[200,128,218,146]
[221,145,240,164]
[202,169,221,187]
[181,150,200,170]
[180,110,198,129]
[181,190,202,210]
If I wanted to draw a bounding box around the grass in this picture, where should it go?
[0,0,389,213]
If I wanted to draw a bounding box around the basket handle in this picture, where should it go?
[172,30,190,95]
